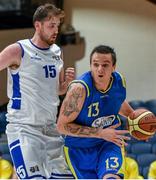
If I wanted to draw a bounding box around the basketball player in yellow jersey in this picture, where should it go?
[0,3,75,179]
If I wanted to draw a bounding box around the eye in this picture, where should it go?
[49,24,55,28]
[93,63,99,67]
[48,23,60,29]
[102,64,109,68]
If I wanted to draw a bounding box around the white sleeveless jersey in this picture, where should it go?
[7,39,63,126]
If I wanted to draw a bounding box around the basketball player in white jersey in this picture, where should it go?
[0,4,75,179]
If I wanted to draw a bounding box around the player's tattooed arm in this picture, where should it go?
[62,85,83,116]
[57,83,100,137]
[64,124,99,136]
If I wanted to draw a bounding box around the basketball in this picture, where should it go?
[127,108,156,140]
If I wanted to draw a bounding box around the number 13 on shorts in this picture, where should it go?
[105,157,119,169]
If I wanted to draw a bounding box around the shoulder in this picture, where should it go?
[70,71,92,97]
[68,82,86,92]
[77,71,92,80]
[50,44,61,55]
[17,39,29,44]
[3,43,22,57]
[77,71,93,87]
[112,71,126,88]
[67,82,86,98]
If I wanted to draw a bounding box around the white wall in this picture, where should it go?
[64,0,156,101]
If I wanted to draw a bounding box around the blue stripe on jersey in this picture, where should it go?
[11,73,21,109]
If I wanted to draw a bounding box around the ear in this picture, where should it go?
[112,64,116,72]
[34,21,41,31]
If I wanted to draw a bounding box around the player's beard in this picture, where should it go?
[40,32,56,46]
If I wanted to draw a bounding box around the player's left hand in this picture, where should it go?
[65,67,75,83]
[98,123,131,147]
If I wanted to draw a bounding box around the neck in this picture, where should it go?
[31,34,50,49]
[95,77,112,92]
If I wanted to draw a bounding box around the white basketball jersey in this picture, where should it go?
[7,39,63,126]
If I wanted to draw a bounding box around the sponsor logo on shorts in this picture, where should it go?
[30,165,39,173]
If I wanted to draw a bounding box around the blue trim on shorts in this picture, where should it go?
[9,139,47,179]
[50,173,74,179]
[9,139,20,149]
[9,139,28,179]
[28,174,46,179]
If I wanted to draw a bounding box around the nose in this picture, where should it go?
[55,27,58,34]
[98,65,104,73]
[53,25,59,34]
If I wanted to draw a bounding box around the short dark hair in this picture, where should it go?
[90,45,117,65]
[33,3,65,25]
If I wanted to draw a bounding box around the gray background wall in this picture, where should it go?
[64,0,156,101]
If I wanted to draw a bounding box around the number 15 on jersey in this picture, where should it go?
[43,65,56,78]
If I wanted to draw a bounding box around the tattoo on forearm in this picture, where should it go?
[64,124,80,134]
[63,87,83,116]
[64,124,98,136]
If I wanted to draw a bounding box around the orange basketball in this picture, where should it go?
[127,108,156,140]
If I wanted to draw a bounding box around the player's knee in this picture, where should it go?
[103,173,121,179]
